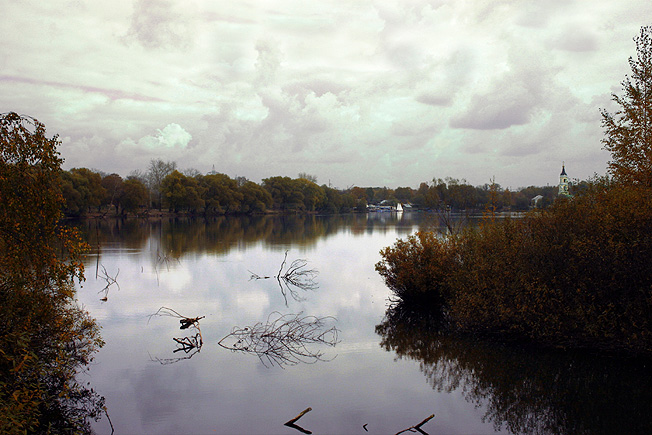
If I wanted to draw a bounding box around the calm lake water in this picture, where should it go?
[73,213,652,435]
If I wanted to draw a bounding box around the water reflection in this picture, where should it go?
[71,213,439,261]
[376,302,652,435]
[71,214,538,433]
[218,312,340,368]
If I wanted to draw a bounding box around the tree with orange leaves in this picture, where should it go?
[0,112,105,433]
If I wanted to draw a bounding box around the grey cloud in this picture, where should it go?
[451,89,534,131]
[416,92,452,107]
[549,27,599,52]
[126,0,193,49]
[0,75,165,103]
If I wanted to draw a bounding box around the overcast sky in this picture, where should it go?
[2,1,649,189]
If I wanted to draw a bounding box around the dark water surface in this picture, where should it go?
[74,214,652,434]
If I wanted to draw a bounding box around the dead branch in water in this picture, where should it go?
[217,312,339,368]
[284,407,313,434]
[98,265,120,301]
[395,414,435,435]
[148,306,204,364]
[249,250,319,305]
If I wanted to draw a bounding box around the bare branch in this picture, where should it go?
[217,312,339,368]
[249,250,319,306]
[284,407,313,434]
[98,265,120,301]
[395,414,435,435]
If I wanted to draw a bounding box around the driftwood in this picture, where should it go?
[395,414,435,435]
[218,312,339,368]
[284,407,313,434]
[279,409,433,434]
[249,250,318,305]
[148,307,204,364]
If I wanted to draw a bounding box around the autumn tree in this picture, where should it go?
[296,177,326,211]
[602,25,652,187]
[0,112,104,432]
[297,172,317,183]
[394,186,415,202]
[64,168,106,215]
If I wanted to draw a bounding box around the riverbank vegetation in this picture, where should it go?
[0,113,105,433]
[376,26,652,357]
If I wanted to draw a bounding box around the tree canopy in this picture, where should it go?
[602,25,652,186]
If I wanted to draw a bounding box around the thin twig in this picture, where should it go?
[249,251,319,306]
[98,265,119,301]
[395,414,435,435]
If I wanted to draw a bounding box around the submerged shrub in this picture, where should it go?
[376,231,456,309]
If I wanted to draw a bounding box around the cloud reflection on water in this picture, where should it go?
[75,214,506,434]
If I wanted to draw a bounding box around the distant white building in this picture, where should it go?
[558,163,571,197]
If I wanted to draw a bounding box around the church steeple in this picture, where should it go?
[558,162,570,196]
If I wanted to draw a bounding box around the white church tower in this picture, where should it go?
[558,162,570,197]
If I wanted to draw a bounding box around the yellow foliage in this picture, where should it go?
[0,112,104,433]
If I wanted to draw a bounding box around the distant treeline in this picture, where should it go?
[60,160,562,217]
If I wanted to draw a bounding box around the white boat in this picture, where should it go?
[396,203,403,213]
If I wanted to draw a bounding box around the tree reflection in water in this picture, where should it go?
[376,303,652,435]
[218,312,339,368]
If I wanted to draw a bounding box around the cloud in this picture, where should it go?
[113,123,193,168]
[255,38,282,85]
[451,87,535,131]
[548,25,599,52]
[126,0,194,49]
[138,123,192,150]
[4,0,652,189]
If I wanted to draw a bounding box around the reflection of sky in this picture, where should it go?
[77,215,503,434]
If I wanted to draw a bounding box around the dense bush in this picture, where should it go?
[376,231,456,308]
[376,183,652,355]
